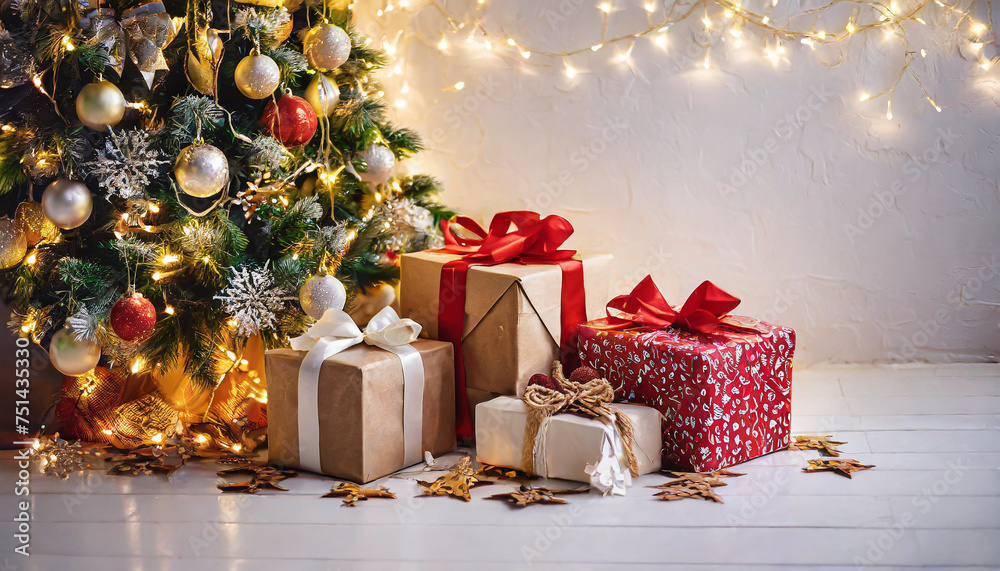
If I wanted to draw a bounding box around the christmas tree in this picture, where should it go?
[0,0,449,447]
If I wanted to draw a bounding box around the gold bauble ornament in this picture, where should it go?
[42,178,93,230]
[49,327,102,377]
[174,143,230,198]
[304,73,340,116]
[75,80,126,131]
[235,53,281,99]
[304,24,351,72]
[15,201,58,246]
[0,218,27,269]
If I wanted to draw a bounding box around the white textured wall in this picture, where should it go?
[358,1,1000,365]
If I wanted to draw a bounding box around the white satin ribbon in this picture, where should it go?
[289,306,425,474]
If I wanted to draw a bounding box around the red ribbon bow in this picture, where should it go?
[436,211,587,440]
[440,211,578,263]
[606,275,742,334]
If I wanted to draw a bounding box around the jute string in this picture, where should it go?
[520,361,639,477]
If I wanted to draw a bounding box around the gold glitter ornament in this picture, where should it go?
[303,24,351,72]
[16,201,59,246]
[0,218,27,269]
[234,53,281,99]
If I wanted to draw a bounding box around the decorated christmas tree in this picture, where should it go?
[0,0,449,449]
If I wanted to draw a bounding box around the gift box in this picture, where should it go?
[399,212,612,440]
[266,307,456,483]
[578,277,795,472]
[475,397,662,495]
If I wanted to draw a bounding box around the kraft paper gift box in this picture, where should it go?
[400,251,612,396]
[266,308,456,483]
[578,276,795,472]
[475,397,662,495]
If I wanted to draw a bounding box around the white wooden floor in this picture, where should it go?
[1,364,999,570]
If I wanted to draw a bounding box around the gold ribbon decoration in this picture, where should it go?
[79,1,178,88]
[185,0,223,96]
[520,361,640,478]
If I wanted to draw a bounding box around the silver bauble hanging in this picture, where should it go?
[174,144,230,198]
[356,144,396,185]
[304,73,340,116]
[42,178,93,230]
[234,53,281,99]
[299,273,347,319]
[304,24,351,72]
[49,327,102,376]
[75,80,126,131]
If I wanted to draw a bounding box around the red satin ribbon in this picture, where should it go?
[606,275,742,334]
[436,211,587,440]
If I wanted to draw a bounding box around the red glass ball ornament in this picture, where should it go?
[260,94,318,147]
[110,293,157,342]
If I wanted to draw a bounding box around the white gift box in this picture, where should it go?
[475,397,662,495]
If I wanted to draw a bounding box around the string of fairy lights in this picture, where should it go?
[360,0,994,120]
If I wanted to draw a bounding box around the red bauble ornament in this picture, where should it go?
[260,94,318,147]
[110,293,157,341]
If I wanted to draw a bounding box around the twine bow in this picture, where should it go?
[520,362,639,478]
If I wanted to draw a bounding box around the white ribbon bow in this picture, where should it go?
[290,306,425,474]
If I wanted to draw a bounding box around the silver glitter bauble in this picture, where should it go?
[42,178,93,230]
[49,327,102,377]
[174,144,230,198]
[234,53,281,99]
[304,73,340,116]
[304,24,351,72]
[0,218,27,269]
[75,80,126,131]
[356,144,396,185]
[299,273,347,319]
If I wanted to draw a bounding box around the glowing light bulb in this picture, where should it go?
[762,16,770,24]
[702,16,712,28]
[438,37,448,50]
[453,81,465,90]
[846,22,856,34]
[520,49,531,59]
[886,100,893,120]
[507,38,516,46]
[564,63,578,77]
[591,44,603,51]
[920,48,927,57]
[703,54,711,69]
[971,22,986,35]
[599,2,612,13]
[971,42,983,53]
[195,434,208,444]
[643,2,655,12]
[165,305,175,315]
[816,31,826,40]
[926,96,942,112]
[654,34,668,49]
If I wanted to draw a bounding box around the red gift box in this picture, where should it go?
[577,277,795,472]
